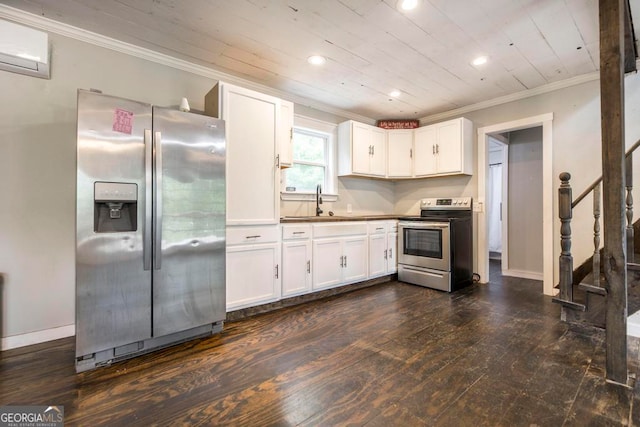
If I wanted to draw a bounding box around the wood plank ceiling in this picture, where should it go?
[1,0,618,119]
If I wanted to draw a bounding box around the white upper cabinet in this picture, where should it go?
[338,120,387,177]
[205,82,281,225]
[387,129,414,178]
[414,117,473,177]
[279,99,294,169]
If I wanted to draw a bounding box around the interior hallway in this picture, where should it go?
[1,262,639,425]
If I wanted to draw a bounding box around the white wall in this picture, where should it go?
[507,127,543,275]
[0,31,217,345]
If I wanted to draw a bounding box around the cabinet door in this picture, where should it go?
[313,238,343,290]
[368,233,387,277]
[436,119,462,174]
[222,84,280,225]
[414,125,438,176]
[279,100,294,168]
[387,130,413,178]
[369,127,387,176]
[343,236,368,284]
[387,232,398,274]
[226,243,281,311]
[282,240,312,297]
[352,122,372,174]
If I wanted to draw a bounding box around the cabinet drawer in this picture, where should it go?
[282,224,312,240]
[227,225,279,245]
[368,222,388,234]
[313,222,368,238]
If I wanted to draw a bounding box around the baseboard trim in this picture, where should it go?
[1,325,75,351]
[501,269,543,281]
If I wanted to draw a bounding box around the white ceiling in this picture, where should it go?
[0,0,630,120]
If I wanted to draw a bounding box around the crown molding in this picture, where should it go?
[0,4,375,123]
[419,72,601,124]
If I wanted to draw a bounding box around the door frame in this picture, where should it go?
[477,113,554,295]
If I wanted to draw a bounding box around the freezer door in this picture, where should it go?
[152,107,226,337]
[76,90,152,357]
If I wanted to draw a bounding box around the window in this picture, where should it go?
[281,116,337,201]
[283,127,333,193]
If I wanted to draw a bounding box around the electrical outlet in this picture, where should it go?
[473,201,483,213]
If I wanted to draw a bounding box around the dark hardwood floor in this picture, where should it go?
[2,260,640,426]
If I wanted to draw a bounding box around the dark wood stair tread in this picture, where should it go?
[579,282,607,295]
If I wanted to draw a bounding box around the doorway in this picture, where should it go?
[477,113,554,295]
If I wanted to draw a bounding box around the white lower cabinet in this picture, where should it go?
[226,225,281,311]
[368,221,398,277]
[312,222,368,291]
[282,225,312,297]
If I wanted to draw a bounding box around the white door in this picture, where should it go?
[369,127,387,176]
[313,238,343,290]
[282,240,312,297]
[343,236,368,284]
[352,122,372,174]
[414,125,438,176]
[387,130,413,178]
[387,232,398,274]
[368,233,387,277]
[436,119,462,174]
[226,243,281,311]
[223,84,280,224]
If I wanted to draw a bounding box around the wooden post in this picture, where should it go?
[593,183,601,287]
[626,155,634,262]
[559,172,573,303]
[599,0,628,385]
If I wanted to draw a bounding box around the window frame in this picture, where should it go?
[280,115,338,202]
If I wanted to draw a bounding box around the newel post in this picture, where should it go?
[559,172,573,302]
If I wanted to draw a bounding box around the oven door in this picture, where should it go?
[398,221,450,271]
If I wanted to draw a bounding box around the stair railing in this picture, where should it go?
[554,138,640,310]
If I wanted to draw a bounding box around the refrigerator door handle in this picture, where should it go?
[153,131,163,270]
[143,129,152,271]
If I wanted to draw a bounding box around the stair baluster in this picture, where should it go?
[626,155,634,262]
[593,183,601,287]
[559,172,573,303]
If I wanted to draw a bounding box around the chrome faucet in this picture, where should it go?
[316,184,323,216]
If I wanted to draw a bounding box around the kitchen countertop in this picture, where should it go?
[280,214,400,223]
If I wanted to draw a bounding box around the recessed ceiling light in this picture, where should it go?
[472,56,488,66]
[398,0,419,11]
[307,55,326,65]
[389,90,401,97]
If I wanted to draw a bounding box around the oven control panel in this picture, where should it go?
[420,197,472,210]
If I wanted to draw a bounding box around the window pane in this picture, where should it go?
[286,164,325,192]
[293,132,325,162]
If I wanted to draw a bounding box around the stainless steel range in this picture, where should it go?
[398,197,472,292]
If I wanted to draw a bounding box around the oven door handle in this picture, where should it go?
[401,265,445,278]
[399,222,449,229]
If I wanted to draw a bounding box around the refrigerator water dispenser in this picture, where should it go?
[94,182,138,232]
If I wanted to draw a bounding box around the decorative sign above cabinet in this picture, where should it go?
[376,119,419,129]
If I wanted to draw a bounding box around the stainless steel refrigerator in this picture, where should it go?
[75,89,226,372]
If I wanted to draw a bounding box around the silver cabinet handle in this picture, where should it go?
[410,148,412,158]
[245,235,261,239]
[436,143,439,154]
[340,255,344,267]
[275,154,280,167]
[389,248,392,259]
[307,260,311,273]
[275,264,279,279]
[143,129,152,271]
[292,231,306,235]
[432,144,435,154]
[384,249,388,260]
[153,131,163,270]
[372,146,374,155]
[344,255,347,268]
[376,227,384,231]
